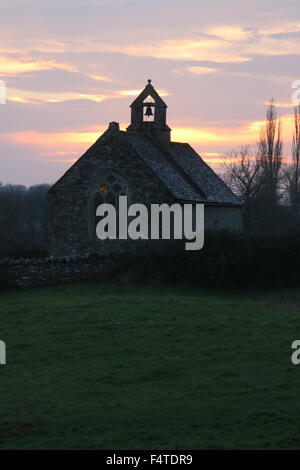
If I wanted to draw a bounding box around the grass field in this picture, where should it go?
[0,281,300,449]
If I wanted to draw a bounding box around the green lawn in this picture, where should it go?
[0,282,300,449]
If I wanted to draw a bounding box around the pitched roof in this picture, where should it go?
[124,133,201,201]
[49,124,242,206]
[170,142,241,205]
[123,132,242,206]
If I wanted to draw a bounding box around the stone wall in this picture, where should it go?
[0,255,119,289]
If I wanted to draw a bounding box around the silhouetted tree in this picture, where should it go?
[258,99,283,206]
[224,145,262,206]
[224,145,263,228]
[282,105,300,214]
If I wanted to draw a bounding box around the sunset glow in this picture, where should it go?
[0,0,299,185]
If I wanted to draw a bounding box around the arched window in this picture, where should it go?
[88,171,128,238]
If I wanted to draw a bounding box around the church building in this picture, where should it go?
[48,80,243,257]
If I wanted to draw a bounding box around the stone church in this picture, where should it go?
[48,80,243,257]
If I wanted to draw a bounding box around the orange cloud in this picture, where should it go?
[259,24,300,36]
[6,88,111,104]
[8,96,38,104]
[40,151,78,156]
[173,114,295,145]
[6,87,170,104]
[0,56,77,76]
[88,74,115,83]
[117,88,170,97]
[250,37,300,57]
[0,115,295,166]
[264,101,295,109]
[177,66,218,75]
[202,152,223,157]
[96,39,251,63]
[205,26,253,41]
[0,128,104,147]
[39,158,77,163]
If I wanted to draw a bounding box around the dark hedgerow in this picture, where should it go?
[1,231,300,290]
[117,231,300,289]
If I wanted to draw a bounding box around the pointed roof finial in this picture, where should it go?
[129,80,167,108]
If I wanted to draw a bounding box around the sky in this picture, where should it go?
[0,0,300,186]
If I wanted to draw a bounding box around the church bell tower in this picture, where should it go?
[126,79,171,149]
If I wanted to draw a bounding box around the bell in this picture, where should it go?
[144,105,153,117]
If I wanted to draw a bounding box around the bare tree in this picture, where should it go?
[282,105,300,214]
[224,145,262,206]
[258,99,283,205]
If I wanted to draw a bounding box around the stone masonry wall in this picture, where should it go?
[0,255,120,289]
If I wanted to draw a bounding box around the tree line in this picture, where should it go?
[0,183,50,258]
[224,101,300,234]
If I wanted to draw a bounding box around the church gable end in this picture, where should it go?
[48,123,174,257]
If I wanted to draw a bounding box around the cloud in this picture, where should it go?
[0,127,105,148]
[259,23,300,36]
[6,88,111,104]
[1,114,295,151]
[173,114,295,145]
[117,88,170,97]
[1,0,300,185]
[87,74,115,83]
[0,55,77,76]
[179,66,219,75]
[248,36,300,57]
[89,39,251,63]
[205,26,253,41]
[56,25,300,66]
[8,96,37,104]
[264,101,295,109]
[5,86,170,104]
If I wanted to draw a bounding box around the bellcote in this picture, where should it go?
[126,79,171,148]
